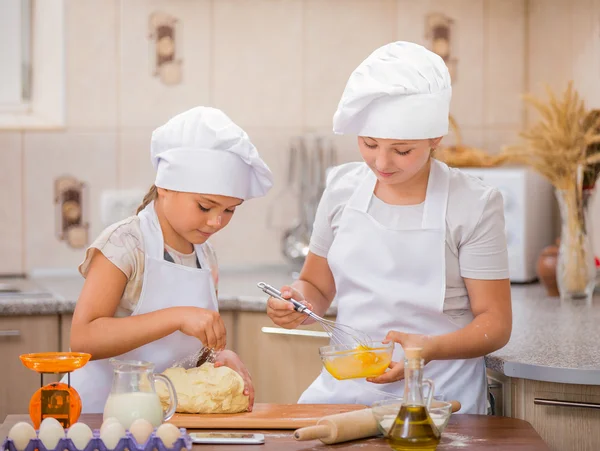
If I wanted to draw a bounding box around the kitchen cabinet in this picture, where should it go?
[235,311,332,404]
[60,314,72,351]
[0,316,60,422]
[220,311,235,351]
[487,368,511,416]
[511,378,600,451]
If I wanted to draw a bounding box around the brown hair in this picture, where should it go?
[136,184,158,214]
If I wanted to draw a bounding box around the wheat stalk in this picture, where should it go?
[499,82,600,295]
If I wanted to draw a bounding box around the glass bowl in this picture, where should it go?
[371,397,453,436]
[319,341,393,380]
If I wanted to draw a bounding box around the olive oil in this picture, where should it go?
[386,347,440,451]
[388,404,440,450]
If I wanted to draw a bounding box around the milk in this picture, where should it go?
[103,392,164,428]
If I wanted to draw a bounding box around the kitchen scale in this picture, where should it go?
[19,352,91,429]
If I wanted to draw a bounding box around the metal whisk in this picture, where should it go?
[257,282,372,348]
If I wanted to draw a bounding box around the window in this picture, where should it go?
[0,0,65,129]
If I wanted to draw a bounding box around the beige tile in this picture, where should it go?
[484,0,526,128]
[207,128,302,268]
[304,0,396,129]
[442,127,486,151]
[484,127,521,155]
[118,128,155,190]
[526,0,573,124]
[0,133,23,274]
[23,132,117,271]
[397,0,486,128]
[570,0,600,107]
[396,0,426,42]
[306,128,368,166]
[119,0,211,128]
[213,0,303,128]
[65,0,119,129]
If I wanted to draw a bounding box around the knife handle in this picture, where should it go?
[293,425,330,441]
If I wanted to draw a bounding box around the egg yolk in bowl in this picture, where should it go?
[321,343,393,380]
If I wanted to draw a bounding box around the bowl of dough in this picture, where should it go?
[156,363,249,414]
[319,341,393,380]
[371,397,453,436]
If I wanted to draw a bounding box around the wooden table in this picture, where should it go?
[0,414,549,450]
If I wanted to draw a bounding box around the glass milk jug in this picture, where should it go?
[103,359,177,428]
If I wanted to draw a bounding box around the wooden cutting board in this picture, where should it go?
[168,403,367,429]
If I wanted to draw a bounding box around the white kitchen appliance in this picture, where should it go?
[458,166,555,283]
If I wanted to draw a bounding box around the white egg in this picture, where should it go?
[39,418,62,431]
[99,417,120,436]
[38,420,65,450]
[155,423,180,448]
[128,419,153,445]
[99,422,125,450]
[66,423,93,450]
[8,422,37,451]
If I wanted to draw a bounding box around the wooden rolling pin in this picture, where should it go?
[294,400,461,445]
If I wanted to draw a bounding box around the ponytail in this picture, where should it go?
[136,184,158,214]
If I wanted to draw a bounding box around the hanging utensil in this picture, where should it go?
[281,136,311,265]
[264,139,297,231]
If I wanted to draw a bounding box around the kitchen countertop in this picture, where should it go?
[0,413,550,450]
[1,266,599,386]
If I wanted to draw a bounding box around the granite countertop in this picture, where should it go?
[0,267,328,315]
[485,283,600,385]
[1,267,599,385]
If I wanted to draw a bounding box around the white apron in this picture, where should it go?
[64,202,219,413]
[298,160,488,414]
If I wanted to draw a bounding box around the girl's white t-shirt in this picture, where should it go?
[309,162,510,325]
[78,216,219,317]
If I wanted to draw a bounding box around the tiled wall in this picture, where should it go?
[0,0,599,275]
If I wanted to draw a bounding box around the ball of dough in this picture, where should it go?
[157,363,249,414]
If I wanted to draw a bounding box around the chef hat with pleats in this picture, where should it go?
[151,107,273,200]
[333,41,452,140]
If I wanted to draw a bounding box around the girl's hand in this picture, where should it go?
[214,350,255,411]
[177,307,226,351]
[384,330,436,363]
[367,360,405,384]
[266,286,313,329]
[367,331,436,384]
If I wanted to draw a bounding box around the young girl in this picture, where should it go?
[266,41,512,414]
[67,106,273,413]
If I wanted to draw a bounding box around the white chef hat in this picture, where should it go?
[151,107,273,200]
[333,41,452,140]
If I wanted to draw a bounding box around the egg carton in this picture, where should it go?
[2,429,192,451]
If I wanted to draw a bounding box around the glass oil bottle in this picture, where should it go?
[387,347,440,451]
